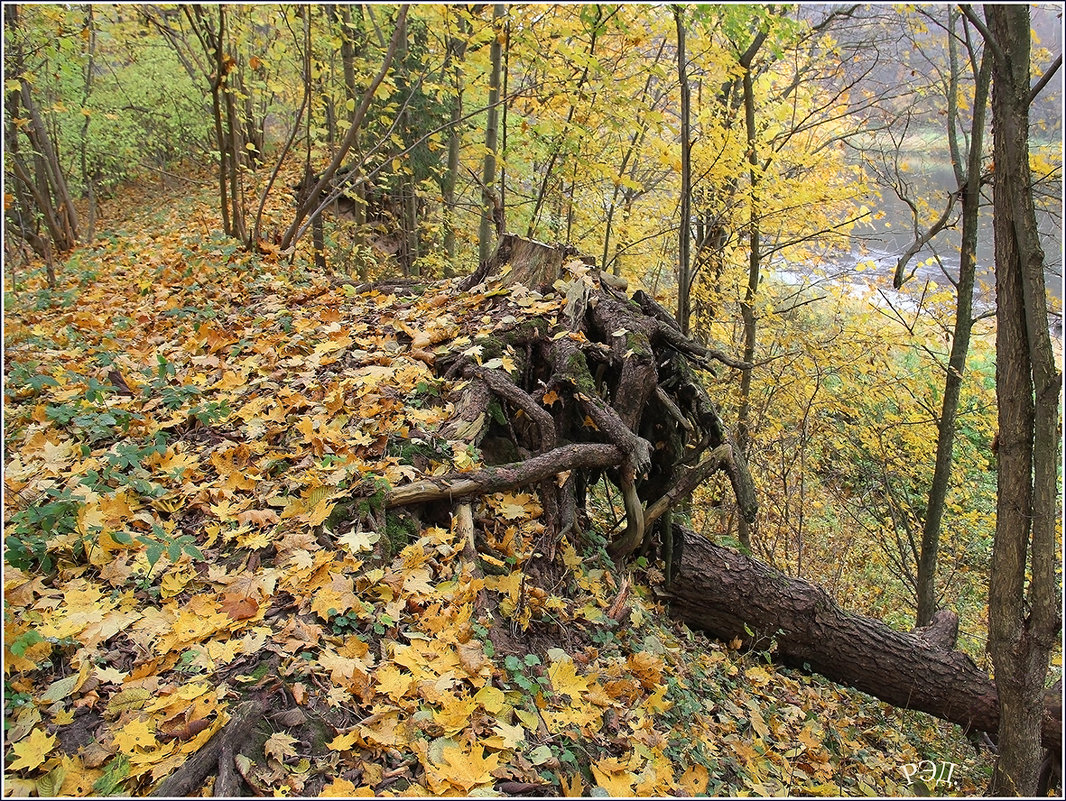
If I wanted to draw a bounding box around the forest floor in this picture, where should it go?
[3,174,994,796]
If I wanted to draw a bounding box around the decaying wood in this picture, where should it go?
[460,232,593,291]
[386,443,623,508]
[664,528,1062,750]
[382,235,755,567]
[340,235,1063,765]
[151,699,265,797]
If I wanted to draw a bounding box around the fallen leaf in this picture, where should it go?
[8,728,57,772]
[264,731,299,762]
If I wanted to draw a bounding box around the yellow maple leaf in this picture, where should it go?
[434,741,499,792]
[627,651,664,689]
[310,572,359,620]
[107,687,152,716]
[358,710,406,748]
[39,439,75,472]
[486,570,523,602]
[339,528,379,554]
[645,684,672,714]
[402,566,435,596]
[547,657,589,701]
[209,498,238,520]
[474,684,506,714]
[560,771,585,797]
[58,754,100,796]
[374,663,414,702]
[327,731,359,752]
[205,637,243,665]
[433,694,478,735]
[8,727,57,771]
[679,763,709,795]
[305,497,336,526]
[320,777,358,796]
[112,716,158,754]
[159,568,194,600]
[486,718,525,750]
[591,757,635,796]
[745,664,772,685]
[317,648,367,684]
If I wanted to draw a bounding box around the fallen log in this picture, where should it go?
[664,527,1062,750]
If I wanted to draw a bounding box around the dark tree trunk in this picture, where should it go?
[915,12,991,627]
[978,5,1063,796]
[4,4,79,268]
[674,5,692,336]
[734,28,769,551]
[478,4,504,264]
[391,236,754,583]
[442,11,471,272]
[665,527,1062,751]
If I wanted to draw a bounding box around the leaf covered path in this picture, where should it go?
[4,183,990,796]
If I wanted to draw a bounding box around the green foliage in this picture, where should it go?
[5,485,80,572]
[92,756,130,796]
[4,5,205,196]
[503,653,550,696]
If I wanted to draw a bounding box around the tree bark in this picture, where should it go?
[380,236,754,574]
[914,13,991,627]
[460,233,590,291]
[734,27,770,551]
[979,5,1063,795]
[150,699,264,797]
[674,5,692,336]
[442,10,471,271]
[4,4,79,265]
[280,6,407,253]
[665,527,1062,751]
[478,4,504,265]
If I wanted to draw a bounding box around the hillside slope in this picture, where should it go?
[3,181,991,796]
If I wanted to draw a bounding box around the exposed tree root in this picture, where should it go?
[382,236,755,571]
[150,699,265,798]
[355,236,1054,764]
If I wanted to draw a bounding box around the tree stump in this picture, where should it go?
[459,233,595,291]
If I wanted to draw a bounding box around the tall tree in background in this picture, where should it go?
[968,4,1062,796]
[674,5,692,335]
[77,4,98,241]
[733,17,772,550]
[3,4,80,283]
[280,6,408,254]
[188,5,247,242]
[886,7,992,628]
[478,4,504,264]
[442,7,473,270]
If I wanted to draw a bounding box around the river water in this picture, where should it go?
[783,158,1064,338]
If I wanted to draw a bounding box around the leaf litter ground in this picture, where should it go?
[3,179,991,797]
